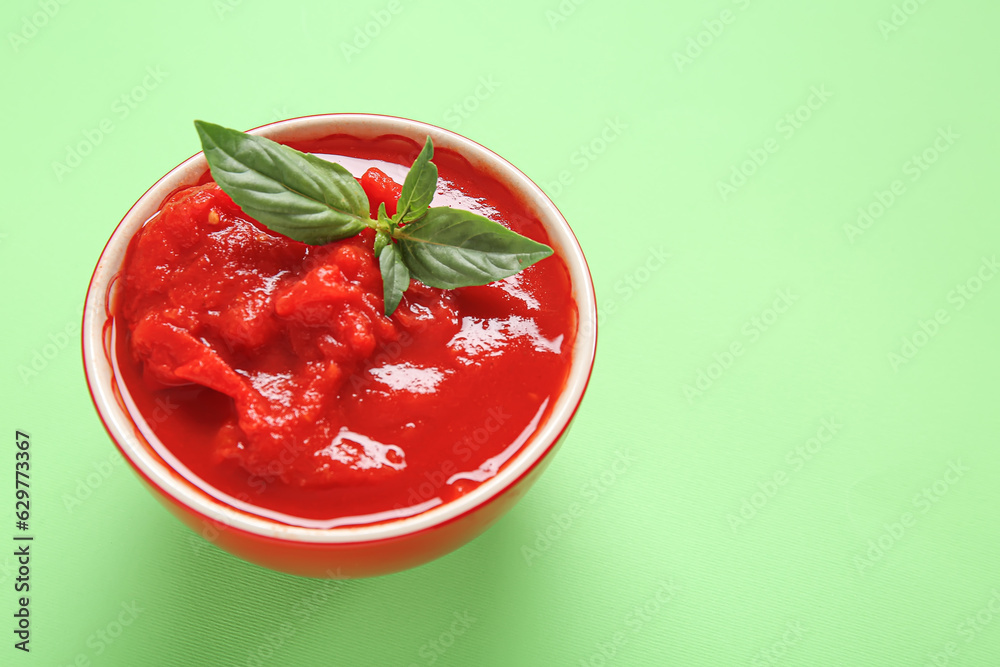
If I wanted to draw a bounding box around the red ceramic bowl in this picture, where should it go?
[82,114,597,578]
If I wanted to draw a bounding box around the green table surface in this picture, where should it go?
[3,0,999,665]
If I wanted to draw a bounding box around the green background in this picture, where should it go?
[2,0,999,664]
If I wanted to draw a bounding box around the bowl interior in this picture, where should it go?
[83,114,597,544]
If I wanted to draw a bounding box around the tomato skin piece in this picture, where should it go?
[360,167,402,219]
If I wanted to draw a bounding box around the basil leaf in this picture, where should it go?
[377,202,392,231]
[379,242,410,316]
[194,120,370,245]
[395,207,553,289]
[374,230,390,260]
[395,136,437,224]
[373,202,392,258]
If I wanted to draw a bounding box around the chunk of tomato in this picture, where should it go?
[360,167,402,219]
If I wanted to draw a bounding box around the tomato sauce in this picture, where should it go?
[113,134,576,527]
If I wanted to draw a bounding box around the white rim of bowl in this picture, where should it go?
[83,114,597,544]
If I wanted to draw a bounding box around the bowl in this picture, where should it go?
[82,114,597,578]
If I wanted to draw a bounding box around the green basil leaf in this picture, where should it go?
[379,242,410,316]
[194,120,370,245]
[374,204,392,259]
[373,230,390,260]
[395,136,437,224]
[377,202,392,229]
[395,207,553,289]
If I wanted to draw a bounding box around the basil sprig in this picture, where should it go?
[194,121,553,315]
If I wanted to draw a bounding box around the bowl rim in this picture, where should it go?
[82,113,597,544]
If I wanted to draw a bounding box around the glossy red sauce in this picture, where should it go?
[113,134,576,527]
